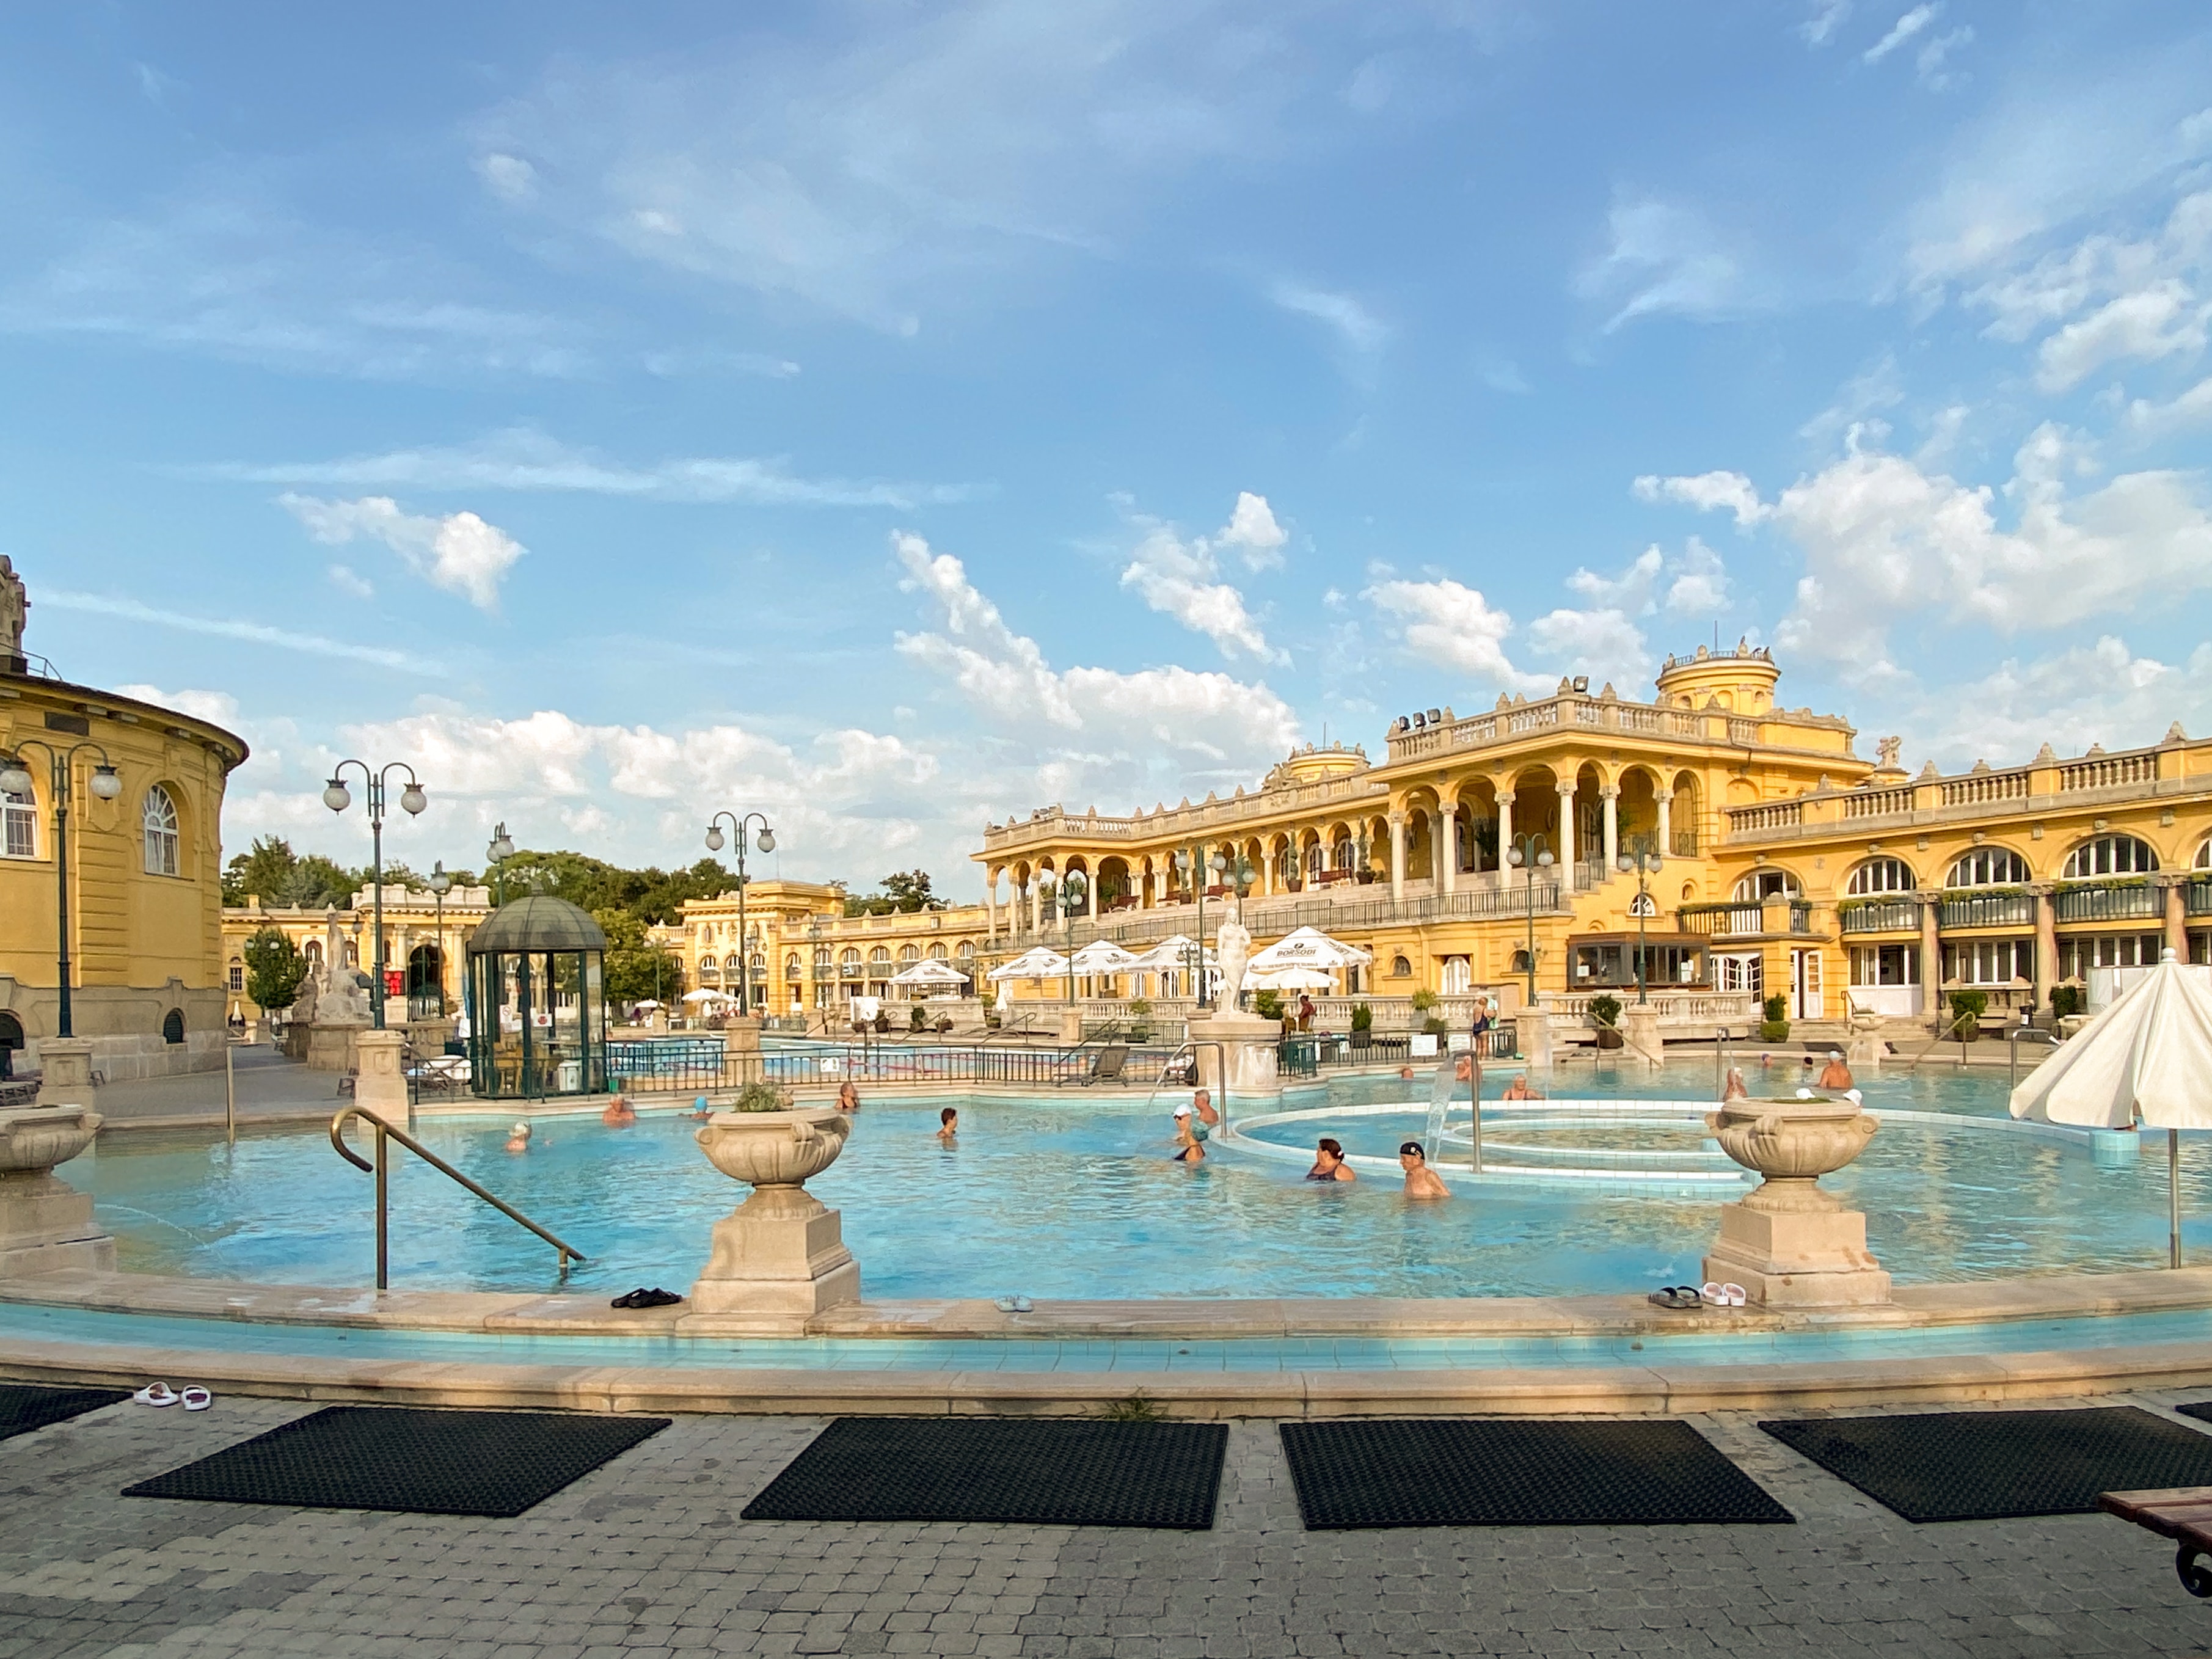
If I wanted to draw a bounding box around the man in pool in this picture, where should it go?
[601,1095,637,1128]
[937,1107,959,1142]
[1819,1050,1855,1091]
[1306,1137,1355,1181]
[1500,1073,1541,1101]
[1172,1101,1206,1162]
[1191,1087,1219,1127]
[505,1121,532,1153]
[836,1080,861,1112]
[1399,1140,1450,1198]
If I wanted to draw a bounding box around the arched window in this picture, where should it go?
[868,946,892,967]
[839,948,861,975]
[928,942,948,960]
[1390,954,1412,977]
[1732,869,1800,901]
[161,1008,185,1045]
[2063,834,2158,878]
[748,952,766,979]
[1628,891,1657,917]
[2,779,34,859]
[303,938,323,969]
[2197,838,2212,870]
[1946,847,2031,888]
[1335,839,1356,872]
[812,946,832,972]
[1845,858,1915,895]
[897,944,920,963]
[0,1011,22,1054]
[957,939,976,960]
[1305,842,1324,880]
[784,952,801,980]
[698,957,718,977]
[142,785,180,876]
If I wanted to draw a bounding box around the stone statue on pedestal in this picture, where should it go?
[0,555,26,672]
[1215,916,1251,1010]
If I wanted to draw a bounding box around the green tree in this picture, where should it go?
[242,926,309,1012]
[221,836,357,909]
[593,906,681,1006]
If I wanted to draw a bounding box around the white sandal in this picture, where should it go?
[133,1382,178,1407]
[181,1387,213,1412]
[1721,1283,1749,1307]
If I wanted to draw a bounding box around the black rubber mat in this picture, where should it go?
[2168,1401,2212,1430]
[742,1417,1227,1528]
[123,1406,669,1517]
[0,1384,130,1441]
[1277,1419,1793,1528]
[1761,1406,2212,1522]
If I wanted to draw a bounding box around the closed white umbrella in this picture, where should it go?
[2012,949,2212,1266]
[1248,924,1373,971]
[987,946,1067,981]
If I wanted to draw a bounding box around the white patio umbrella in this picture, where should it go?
[2011,949,2212,1266]
[988,946,1067,981]
[1067,939,1141,974]
[1247,925,1373,971]
[679,988,734,1004]
[888,958,971,988]
[631,999,663,1010]
[1126,935,1211,971]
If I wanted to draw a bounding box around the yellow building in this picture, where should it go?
[220,881,494,1026]
[973,646,2212,1037]
[677,880,993,1016]
[1,559,249,1079]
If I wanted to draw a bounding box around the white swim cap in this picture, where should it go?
[1173,1103,1193,1117]
[511,1121,530,1136]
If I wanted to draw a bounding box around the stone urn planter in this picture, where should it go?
[0,1104,116,1276]
[688,1106,860,1326]
[1701,1095,1890,1308]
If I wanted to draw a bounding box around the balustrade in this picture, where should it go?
[2052,881,2160,924]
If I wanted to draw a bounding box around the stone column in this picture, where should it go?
[986,870,999,944]
[33,1037,96,1109]
[1260,847,1276,896]
[1030,881,1042,935]
[1087,873,1098,919]
[1389,812,1406,902]
[1601,787,1619,873]
[1496,792,1514,868]
[1557,783,1579,866]
[1656,789,1673,857]
[1441,803,1459,896]
[2034,883,2059,1018]
[352,1028,408,1114]
[1919,892,1943,1029]
[2164,877,2188,959]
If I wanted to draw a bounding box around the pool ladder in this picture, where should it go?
[330,1106,588,1291]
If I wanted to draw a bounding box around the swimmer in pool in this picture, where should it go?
[1399,1140,1450,1199]
[505,1121,531,1153]
[1306,1137,1356,1181]
[1818,1050,1855,1092]
[1721,1066,1749,1103]
[1172,1101,1207,1162]
[1500,1073,1542,1101]
[601,1095,637,1128]
[937,1107,959,1142]
[1191,1087,1219,1127]
[836,1081,861,1112]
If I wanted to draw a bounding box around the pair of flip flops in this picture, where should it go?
[1648,1286,1704,1310]
[134,1383,212,1410]
[610,1287,683,1309]
[1701,1280,1750,1307]
[991,1296,1034,1313]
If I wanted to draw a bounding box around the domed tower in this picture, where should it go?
[1653,642,1781,714]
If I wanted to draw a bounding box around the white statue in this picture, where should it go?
[0,555,25,662]
[1876,735,1902,770]
[1215,916,1252,1009]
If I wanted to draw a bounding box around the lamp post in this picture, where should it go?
[1505,833,1555,1008]
[1615,840,1663,1005]
[703,811,776,1016]
[1038,870,1088,1005]
[426,860,453,1017]
[485,823,515,905]
[0,742,124,1040]
[1172,846,1227,1008]
[322,760,428,1031]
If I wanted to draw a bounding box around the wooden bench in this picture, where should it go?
[2100,1486,2212,1598]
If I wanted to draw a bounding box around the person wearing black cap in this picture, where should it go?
[1399,1140,1451,1199]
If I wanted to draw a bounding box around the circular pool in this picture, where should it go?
[58,1062,2211,1300]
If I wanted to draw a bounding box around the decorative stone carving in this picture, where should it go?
[1215,916,1251,1008]
[690,1106,860,1327]
[0,1104,115,1276]
[1702,1096,1889,1307]
[0,553,26,668]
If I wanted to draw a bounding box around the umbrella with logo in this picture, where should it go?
[1247,925,1373,972]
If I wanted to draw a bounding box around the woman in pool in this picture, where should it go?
[1306,1137,1354,1181]
[505,1121,532,1153]
[1721,1066,1749,1103]
[1500,1073,1542,1101]
[836,1081,861,1112]
[1172,1102,1207,1162]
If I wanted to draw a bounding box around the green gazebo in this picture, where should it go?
[465,894,610,1099]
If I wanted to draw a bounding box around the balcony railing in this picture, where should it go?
[1677,900,1814,937]
[1838,898,1920,934]
[1054,881,1569,948]
[2053,881,2160,924]
[1938,891,2037,930]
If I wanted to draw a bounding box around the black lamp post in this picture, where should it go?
[1505,832,1555,1008]
[704,811,775,1015]
[0,742,123,1039]
[322,760,428,1031]
[1172,845,1226,1008]
[485,823,515,905]
[427,860,453,1017]
[1039,869,1088,1005]
[1616,839,1663,1005]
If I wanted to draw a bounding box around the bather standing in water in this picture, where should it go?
[1721,1066,1749,1103]
[1500,1073,1542,1101]
[601,1095,637,1128]
[1818,1050,1855,1092]
[1171,1102,1206,1163]
[836,1080,861,1112]
[1306,1137,1356,1181]
[1398,1140,1450,1199]
[505,1121,532,1153]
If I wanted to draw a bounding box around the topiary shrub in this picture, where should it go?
[1422,1015,1450,1037]
[1758,992,1790,1044]
[1253,989,1283,1022]
[1409,988,1440,1014]
[1947,988,1988,1041]
[909,1003,927,1031]
[2051,983,2083,1019]
[1349,1001,1373,1047]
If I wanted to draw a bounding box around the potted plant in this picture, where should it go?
[1127,996,1153,1043]
[2051,983,2082,1019]
[1758,992,1790,1044]
[1588,992,1625,1049]
[1422,1015,1451,1037]
[1349,1002,1373,1049]
[1253,989,1283,1023]
[1947,988,1988,1041]
[908,1003,926,1032]
[1409,988,1439,1018]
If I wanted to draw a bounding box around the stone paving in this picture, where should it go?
[1,1390,2210,1658]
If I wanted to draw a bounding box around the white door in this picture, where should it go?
[1790,949,1823,1021]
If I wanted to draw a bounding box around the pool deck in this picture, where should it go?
[6,1264,2212,1418]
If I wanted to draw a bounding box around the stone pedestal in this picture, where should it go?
[0,1106,115,1276]
[307,1019,367,1074]
[1702,1098,1891,1308]
[34,1037,95,1108]
[1516,1004,1553,1070]
[1622,1003,1664,1069]
[690,1107,860,1331]
[1057,1007,1086,1045]
[352,1029,408,1114]
[1188,1010,1280,1101]
[722,1016,764,1088]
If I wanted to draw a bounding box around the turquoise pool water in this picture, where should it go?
[56,1062,2212,1300]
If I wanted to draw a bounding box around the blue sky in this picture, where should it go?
[5,1,2211,897]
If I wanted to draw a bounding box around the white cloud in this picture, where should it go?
[1216,491,1289,569]
[1363,578,1547,693]
[1908,636,2212,765]
[1520,539,1734,691]
[1115,494,1291,662]
[280,494,525,611]
[473,153,538,203]
[40,590,442,674]
[1564,547,1664,613]
[1269,280,1389,356]
[1800,352,1904,446]
[2034,280,2208,392]
[326,564,374,599]
[1771,426,2212,681]
[1915,26,1973,91]
[1801,2,1852,47]
[1525,606,1649,689]
[1663,537,1731,615]
[1575,198,1751,331]
[2127,374,2212,436]
[1632,470,1772,527]
[206,428,971,509]
[1863,5,1937,65]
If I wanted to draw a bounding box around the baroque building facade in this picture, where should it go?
[219,882,495,1027]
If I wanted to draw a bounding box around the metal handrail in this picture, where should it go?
[330,1105,587,1290]
[2007,1024,2062,1089]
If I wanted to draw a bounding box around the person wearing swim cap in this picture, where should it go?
[1399,1140,1450,1199]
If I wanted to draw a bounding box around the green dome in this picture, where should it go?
[465,894,607,955]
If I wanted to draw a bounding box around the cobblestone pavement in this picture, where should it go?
[2,1390,2210,1658]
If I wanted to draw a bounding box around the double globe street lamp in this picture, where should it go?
[323,760,428,1030]
[1037,868,1087,1005]
[0,742,123,1040]
[704,811,775,1016]
[1504,832,1555,1008]
[1616,840,1664,1006]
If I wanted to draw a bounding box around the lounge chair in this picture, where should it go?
[1059,1043,1129,1086]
